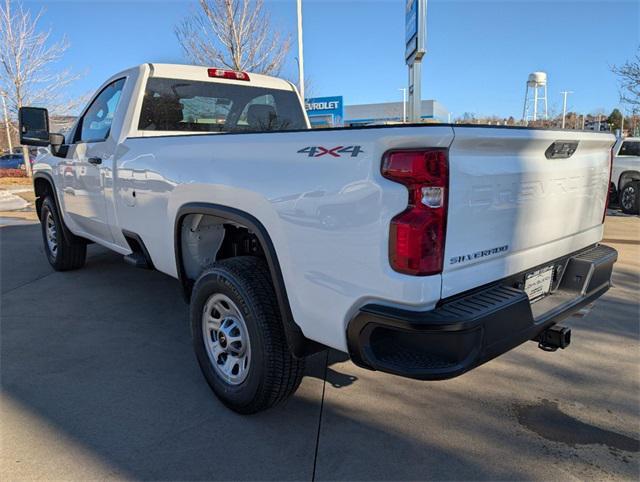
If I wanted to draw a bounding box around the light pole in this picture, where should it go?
[296,0,305,102]
[1,92,12,153]
[398,88,407,122]
[560,91,573,129]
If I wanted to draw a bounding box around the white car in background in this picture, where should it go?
[611,137,640,214]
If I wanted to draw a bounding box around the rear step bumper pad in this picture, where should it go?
[347,244,617,380]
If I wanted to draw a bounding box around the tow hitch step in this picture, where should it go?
[535,325,571,352]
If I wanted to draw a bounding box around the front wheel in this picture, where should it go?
[40,196,87,270]
[190,256,305,414]
[620,181,640,215]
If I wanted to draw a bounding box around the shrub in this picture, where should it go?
[0,169,27,178]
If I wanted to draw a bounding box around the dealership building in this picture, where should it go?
[305,96,449,128]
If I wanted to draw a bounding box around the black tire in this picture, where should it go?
[620,181,640,215]
[40,196,87,270]
[190,256,305,414]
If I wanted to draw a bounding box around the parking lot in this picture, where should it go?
[1,213,638,481]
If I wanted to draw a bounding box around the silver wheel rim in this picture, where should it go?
[45,210,58,257]
[621,186,635,210]
[202,293,251,385]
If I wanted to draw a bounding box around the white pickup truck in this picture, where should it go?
[610,137,640,214]
[20,64,617,413]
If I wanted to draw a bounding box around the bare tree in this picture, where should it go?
[0,0,81,116]
[612,48,640,113]
[0,0,84,176]
[176,0,291,76]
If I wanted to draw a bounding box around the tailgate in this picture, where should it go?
[442,127,615,298]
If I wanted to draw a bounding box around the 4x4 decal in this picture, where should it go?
[297,146,364,158]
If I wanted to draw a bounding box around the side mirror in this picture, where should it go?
[19,107,50,146]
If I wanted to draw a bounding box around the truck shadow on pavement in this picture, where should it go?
[1,223,638,480]
[1,224,374,480]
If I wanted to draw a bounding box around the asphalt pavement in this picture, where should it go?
[1,214,638,481]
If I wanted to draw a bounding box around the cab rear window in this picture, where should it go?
[619,141,640,156]
[138,78,306,133]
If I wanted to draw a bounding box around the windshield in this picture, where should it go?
[138,77,307,133]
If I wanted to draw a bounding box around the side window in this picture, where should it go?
[236,94,298,131]
[237,95,276,127]
[619,141,640,157]
[76,78,126,143]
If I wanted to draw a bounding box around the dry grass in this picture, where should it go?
[0,177,33,188]
[0,210,38,221]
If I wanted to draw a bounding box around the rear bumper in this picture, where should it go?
[347,244,617,380]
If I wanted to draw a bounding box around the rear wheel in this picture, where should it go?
[190,256,305,414]
[40,196,87,270]
[620,181,640,215]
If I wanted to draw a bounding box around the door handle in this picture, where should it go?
[88,157,102,165]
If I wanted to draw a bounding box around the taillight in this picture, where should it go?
[603,146,614,223]
[382,149,449,275]
[207,68,250,81]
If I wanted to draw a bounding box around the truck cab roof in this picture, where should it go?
[105,63,297,93]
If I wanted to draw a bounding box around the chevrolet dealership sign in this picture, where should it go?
[406,0,426,63]
[305,96,344,127]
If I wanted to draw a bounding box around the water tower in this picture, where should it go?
[522,72,548,122]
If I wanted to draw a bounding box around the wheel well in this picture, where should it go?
[175,205,324,358]
[179,213,265,285]
[618,171,640,191]
[33,176,53,219]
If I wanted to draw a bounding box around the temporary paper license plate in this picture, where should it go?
[524,266,554,302]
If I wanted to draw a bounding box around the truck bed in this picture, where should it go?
[114,123,614,350]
